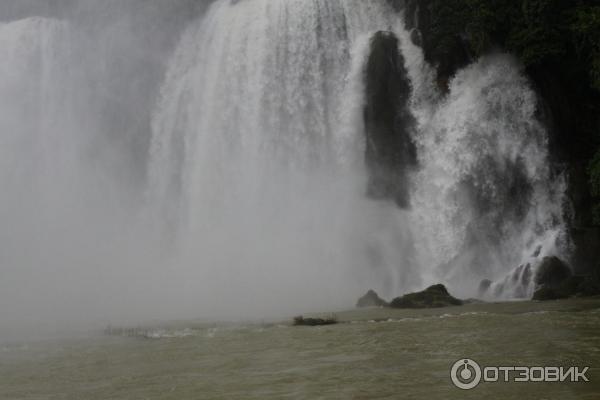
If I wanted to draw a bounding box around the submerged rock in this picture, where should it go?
[390,284,463,308]
[293,316,337,327]
[356,289,388,308]
[532,287,562,301]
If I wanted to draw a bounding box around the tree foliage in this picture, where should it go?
[411,0,600,225]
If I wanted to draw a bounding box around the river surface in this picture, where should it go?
[1,298,600,399]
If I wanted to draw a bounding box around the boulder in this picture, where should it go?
[534,256,572,289]
[532,257,573,301]
[390,284,463,308]
[532,287,562,301]
[356,289,388,308]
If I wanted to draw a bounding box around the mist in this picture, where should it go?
[0,0,211,341]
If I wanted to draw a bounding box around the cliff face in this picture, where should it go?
[364,31,417,208]
[396,0,600,273]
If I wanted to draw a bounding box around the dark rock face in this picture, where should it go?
[532,276,582,301]
[478,279,492,296]
[576,276,600,297]
[532,287,562,301]
[534,256,572,290]
[531,256,600,300]
[356,289,388,308]
[533,274,600,300]
[390,284,463,308]
[570,228,600,275]
[532,256,571,301]
[364,31,417,208]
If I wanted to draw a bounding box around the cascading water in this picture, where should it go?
[0,17,72,205]
[148,0,413,315]
[406,54,568,298]
[0,17,80,270]
[149,0,568,311]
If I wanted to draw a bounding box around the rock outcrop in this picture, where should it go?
[364,31,416,208]
[390,284,463,308]
[532,256,600,300]
[356,289,388,308]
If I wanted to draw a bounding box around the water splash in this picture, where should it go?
[407,54,568,297]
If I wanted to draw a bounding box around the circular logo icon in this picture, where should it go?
[450,359,482,390]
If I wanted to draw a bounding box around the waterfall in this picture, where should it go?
[149,0,567,309]
[0,18,72,199]
[0,17,80,257]
[0,1,569,334]
[406,54,568,297]
[148,0,415,315]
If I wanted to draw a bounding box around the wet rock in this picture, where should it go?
[576,276,600,297]
[390,284,463,308]
[533,275,584,300]
[478,279,492,296]
[364,30,417,208]
[533,274,600,301]
[530,255,600,300]
[410,28,422,47]
[356,289,388,308]
[571,228,600,275]
[534,256,572,289]
[293,316,337,326]
[532,287,562,301]
[532,257,573,301]
[560,276,585,296]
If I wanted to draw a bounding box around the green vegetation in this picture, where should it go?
[405,0,600,226]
